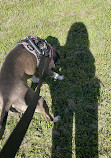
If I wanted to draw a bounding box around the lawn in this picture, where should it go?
[0,0,111,157]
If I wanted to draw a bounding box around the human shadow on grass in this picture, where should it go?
[45,22,100,158]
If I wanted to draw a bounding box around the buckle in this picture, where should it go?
[26,36,42,56]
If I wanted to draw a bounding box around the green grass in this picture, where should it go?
[0,0,111,157]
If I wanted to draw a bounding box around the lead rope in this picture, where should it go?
[0,55,45,158]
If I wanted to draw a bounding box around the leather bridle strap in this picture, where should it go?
[0,55,45,158]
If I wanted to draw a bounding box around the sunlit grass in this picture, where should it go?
[0,0,111,157]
